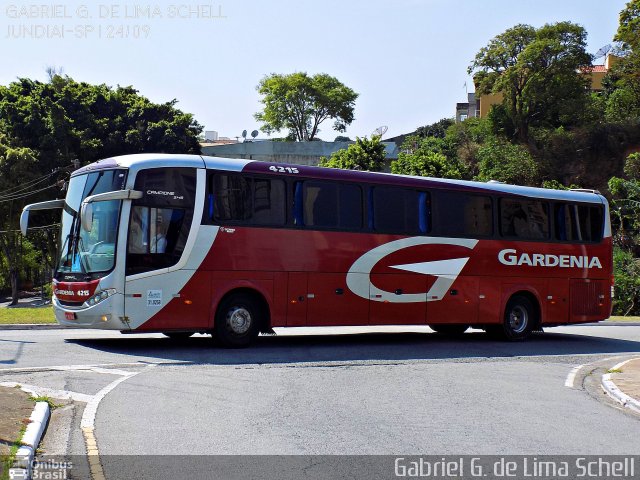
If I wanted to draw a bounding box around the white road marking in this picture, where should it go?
[0,362,150,374]
[80,363,157,429]
[0,381,93,402]
[564,364,585,388]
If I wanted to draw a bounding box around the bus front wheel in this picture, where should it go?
[214,293,261,348]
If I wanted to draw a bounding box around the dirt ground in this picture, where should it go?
[0,387,34,457]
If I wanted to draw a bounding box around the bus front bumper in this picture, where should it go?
[53,294,129,330]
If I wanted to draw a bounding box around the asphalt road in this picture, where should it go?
[1,325,640,479]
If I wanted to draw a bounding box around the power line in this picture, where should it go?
[0,164,73,199]
[0,171,59,198]
[0,184,59,203]
[0,223,60,234]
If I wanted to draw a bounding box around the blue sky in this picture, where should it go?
[0,0,629,140]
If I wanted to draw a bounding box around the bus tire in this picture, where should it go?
[162,332,194,340]
[429,325,469,336]
[214,293,261,348]
[498,295,536,341]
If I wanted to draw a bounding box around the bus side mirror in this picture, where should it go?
[80,202,94,232]
[20,210,30,236]
[20,199,65,235]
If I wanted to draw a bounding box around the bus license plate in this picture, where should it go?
[64,312,76,321]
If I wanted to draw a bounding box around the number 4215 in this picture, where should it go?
[268,165,299,174]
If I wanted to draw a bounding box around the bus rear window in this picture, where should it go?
[554,203,603,242]
[500,198,549,240]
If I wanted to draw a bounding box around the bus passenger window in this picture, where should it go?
[372,187,429,234]
[433,192,492,237]
[500,198,549,240]
[302,181,362,230]
[210,175,285,226]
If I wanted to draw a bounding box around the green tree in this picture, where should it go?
[474,139,540,185]
[318,136,385,171]
[0,74,203,302]
[0,137,44,303]
[604,0,640,121]
[613,246,640,315]
[608,152,640,247]
[414,118,454,139]
[0,75,203,174]
[254,72,358,141]
[391,135,464,178]
[443,117,494,177]
[469,22,592,142]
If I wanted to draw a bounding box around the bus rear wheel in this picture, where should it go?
[214,293,261,348]
[429,325,469,336]
[488,295,536,341]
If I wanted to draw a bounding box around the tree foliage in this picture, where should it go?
[469,22,592,142]
[414,118,454,139]
[318,136,385,172]
[391,135,464,179]
[604,0,640,122]
[475,139,540,185]
[0,75,202,173]
[0,74,203,299]
[255,72,358,142]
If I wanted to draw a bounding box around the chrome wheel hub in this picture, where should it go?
[508,306,528,333]
[227,307,252,334]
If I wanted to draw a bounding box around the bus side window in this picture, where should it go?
[433,192,492,237]
[293,182,304,226]
[372,187,429,234]
[210,174,285,226]
[500,198,549,240]
[302,181,363,230]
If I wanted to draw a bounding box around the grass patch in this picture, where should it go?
[28,395,61,410]
[0,307,55,325]
[607,316,640,322]
[1,423,27,480]
[607,368,623,374]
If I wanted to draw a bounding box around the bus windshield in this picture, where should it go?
[57,169,127,277]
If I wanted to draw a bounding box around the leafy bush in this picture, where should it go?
[319,136,386,172]
[613,247,640,315]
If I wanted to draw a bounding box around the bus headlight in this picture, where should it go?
[85,288,117,307]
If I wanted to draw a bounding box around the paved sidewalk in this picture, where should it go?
[608,358,640,406]
[0,387,35,457]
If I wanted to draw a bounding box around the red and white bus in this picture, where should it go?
[21,154,612,346]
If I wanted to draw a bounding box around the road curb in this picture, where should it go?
[0,324,71,330]
[10,401,51,479]
[601,358,640,414]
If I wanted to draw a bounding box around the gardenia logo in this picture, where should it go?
[498,249,602,269]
